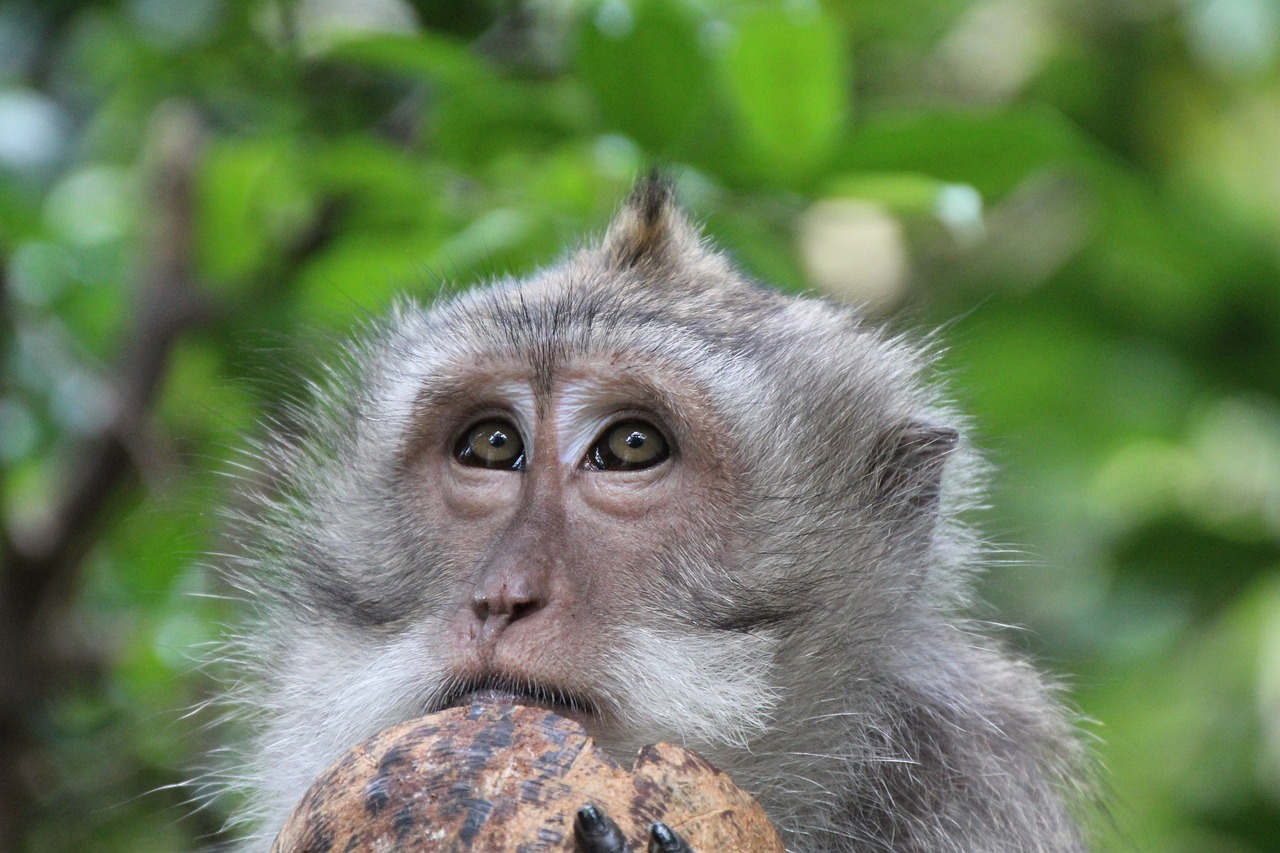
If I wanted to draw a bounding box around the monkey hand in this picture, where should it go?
[575,804,695,853]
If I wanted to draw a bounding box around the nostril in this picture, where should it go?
[470,585,544,630]
[509,599,541,622]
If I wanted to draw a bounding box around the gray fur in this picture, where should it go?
[218,175,1089,851]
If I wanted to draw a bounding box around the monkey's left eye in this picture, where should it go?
[453,419,525,470]
[583,420,670,471]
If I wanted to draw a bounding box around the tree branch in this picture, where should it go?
[0,103,212,847]
[0,100,347,847]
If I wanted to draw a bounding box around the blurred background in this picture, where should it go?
[2,0,1279,850]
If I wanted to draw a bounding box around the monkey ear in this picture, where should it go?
[869,421,959,518]
[601,170,704,270]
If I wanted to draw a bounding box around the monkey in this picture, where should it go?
[217,174,1089,852]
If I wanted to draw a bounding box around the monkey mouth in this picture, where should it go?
[433,674,601,722]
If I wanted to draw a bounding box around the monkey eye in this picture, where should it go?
[453,419,525,470]
[583,420,670,471]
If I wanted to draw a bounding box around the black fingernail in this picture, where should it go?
[576,804,628,850]
[577,805,603,829]
[648,822,690,852]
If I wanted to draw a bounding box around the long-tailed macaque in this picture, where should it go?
[220,175,1088,852]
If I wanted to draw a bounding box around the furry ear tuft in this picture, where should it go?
[869,421,959,518]
[602,170,702,269]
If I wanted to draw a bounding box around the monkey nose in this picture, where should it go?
[470,582,544,638]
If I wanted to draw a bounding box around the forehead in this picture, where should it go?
[380,262,815,438]
[411,348,727,444]
[426,277,742,376]
[396,295,766,440]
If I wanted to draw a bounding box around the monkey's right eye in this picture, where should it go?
[453,419,525,470]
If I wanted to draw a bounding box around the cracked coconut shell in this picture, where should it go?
[271,702,785,852]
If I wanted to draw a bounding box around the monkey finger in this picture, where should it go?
[574,804,629,853]
[648,822,695,853]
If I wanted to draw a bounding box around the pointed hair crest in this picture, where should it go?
[601,170,705,270]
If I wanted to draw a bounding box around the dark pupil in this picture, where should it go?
[625,432,644,449]
[475,426,515,457]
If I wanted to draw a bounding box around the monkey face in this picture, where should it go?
[398,356,758,731]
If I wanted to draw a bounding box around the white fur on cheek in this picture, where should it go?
[601,625,780,750]
[251,625,450,843]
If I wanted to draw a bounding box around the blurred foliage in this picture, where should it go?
[2,0,1280,850]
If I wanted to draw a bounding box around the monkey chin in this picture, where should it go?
[433,673,604,729]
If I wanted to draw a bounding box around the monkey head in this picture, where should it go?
[223,176,1081,852]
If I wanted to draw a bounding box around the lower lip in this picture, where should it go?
[446,689,593,724]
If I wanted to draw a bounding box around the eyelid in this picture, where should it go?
[448,399,535,460]
[560,416,613,467]
[557,410,668,466]
[556,377,682,462]
[440,380,535,449]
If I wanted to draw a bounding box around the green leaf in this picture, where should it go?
[825,172,947,212]
[303,138,444,232]
[576,0,713,157]
[322,32,490,89]
[823,172,984,237]
[718,5,848,183]
[293,231,445,329]
[836,107,1100,196]
[196,138,312,289]
[433,79,590,166]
